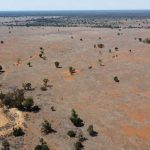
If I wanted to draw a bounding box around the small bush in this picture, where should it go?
[22,82,32,90]
[74,141,84,150]
[22,98,34,111]
[0,89,35,111]
[41,120,54,135]
[87,125,98,137]
[67,130,76,138]
[0,65,3,72]
[27,62,32,67]
[13,127,24,137]
[70,109,84,127]
[51,106,56,111]
[143,38,150,44]
[97,44,104,48]
[43,79,49,87]
[40,86,47,91]
[69,67,76,75]
[34,138,49,150]
[114,76,120,83]
[54,61,60,68]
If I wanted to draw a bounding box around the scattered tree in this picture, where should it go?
[114,76,120,83]
[34,138,49,150]
[69,67,76,75]
[67,130,76,138]
[54,61,60,68]
[41,120,54,135]
[22,82,32,90]
[13,127,24,137]
[70,109,84,127]
[87,125,98,137]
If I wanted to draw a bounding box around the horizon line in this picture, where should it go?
[0,9,150,12]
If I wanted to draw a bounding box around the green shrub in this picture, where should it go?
[114,76,120,83]
[35,138,49,150]
[69,67,76,75]
[0,89,35,111]
[70,109,84,127]
[27,62,32,67]
[40,86,47,91]
[22,98,34,111]
[54,61,60,68]
[43,79,49,87]
[97,44,104,48]
[41,120,53,135]
[74,141,84,150]
[67,130,76,138]
[0,65,3,72]
[13,127,24,137]
[87,125,97,137]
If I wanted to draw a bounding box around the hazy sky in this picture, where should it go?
[0,0,150,11]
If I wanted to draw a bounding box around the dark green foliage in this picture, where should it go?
[143,38,150,44]
[1,139,10,150]
[41,120,53,135]
[0,89,35,111]
[34,138,49,150]
[54,61,60,68]
[70,109,84,127]
[67,130,76,138]
[114,76,120,83]
[40,86,47,91]
[51,106,56,111]
[97,44,104,48]
[87,125,98,137]
[13,127,24,137]
[69,67,76,75]
[0,65,3,72]
[22,98,34,111]
[39,53,43,58]
[27,62,32,67]
[43,79,49,87]
[115,47,119,51]
[74,141,84,150]
[139,38,142,42]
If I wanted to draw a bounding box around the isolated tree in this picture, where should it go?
[67,130,76,138]
[70,109,84,127]
[69,67,76,75]
[22,98,34,111]
[54,61,60,68]
[0,65,3,72]
[43,79,49,87]
[27,62,32,67]
[34,138,49,150]
[13,127,24,137]
[114,76,120,83]
[87,125,97,137]
[41,120,53,135]
[74,140,84,150]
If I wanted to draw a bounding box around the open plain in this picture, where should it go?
[0,16,150,150]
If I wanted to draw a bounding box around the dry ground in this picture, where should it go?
[0,26,150,150]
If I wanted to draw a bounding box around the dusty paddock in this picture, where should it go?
[0,26,150,150]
